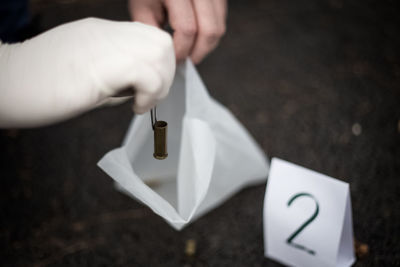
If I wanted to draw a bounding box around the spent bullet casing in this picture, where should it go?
[153,120,168,160]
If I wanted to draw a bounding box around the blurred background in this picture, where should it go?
[1,0,399,266]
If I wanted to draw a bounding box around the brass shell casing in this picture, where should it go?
[153,120,168,160]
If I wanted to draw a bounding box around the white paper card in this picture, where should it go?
[264,158,355,267]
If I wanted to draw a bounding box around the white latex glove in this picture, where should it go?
[0,18,175,128]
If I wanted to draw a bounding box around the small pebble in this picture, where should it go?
[354,239,369,259]
[352,123,362,136]
[185,239,196,257]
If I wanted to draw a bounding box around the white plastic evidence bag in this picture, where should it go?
[98,60,269,230]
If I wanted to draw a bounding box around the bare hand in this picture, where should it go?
[129,0,227,64]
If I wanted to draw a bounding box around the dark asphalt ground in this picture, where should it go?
[1,0,400,266]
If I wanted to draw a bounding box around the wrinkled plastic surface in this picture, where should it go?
[98,60,269,230]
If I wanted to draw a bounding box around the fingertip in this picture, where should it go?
[132,100,150,114]
[173,36,190,63]
[133,91,157,114]
[128,0,163,27]
[190,54,203,65]
[167,0,197,63]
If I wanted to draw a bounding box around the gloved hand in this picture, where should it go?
[0,18,175,128]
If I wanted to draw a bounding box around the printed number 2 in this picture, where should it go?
[286,193,319,255]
